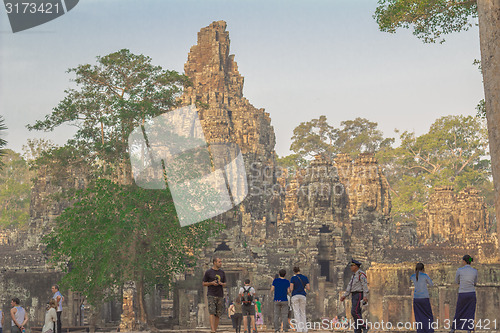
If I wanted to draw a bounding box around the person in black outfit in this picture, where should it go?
[202,257,227,333]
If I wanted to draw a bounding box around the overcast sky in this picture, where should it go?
[0,0,483,157]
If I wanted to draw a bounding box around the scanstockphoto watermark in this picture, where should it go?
[247,163,349,198]
[128,105,248,227]
[247,158,383,198]
[290,319,498,331]
[247,177,346,198]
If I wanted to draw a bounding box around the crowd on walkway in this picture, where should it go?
[5,254,478,333]
[203,255,479,333]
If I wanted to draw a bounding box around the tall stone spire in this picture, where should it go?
[181,21,277,221]
[181,21,276,159]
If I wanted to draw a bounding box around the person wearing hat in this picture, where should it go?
[450,255,477,333]
[340,259,369,333]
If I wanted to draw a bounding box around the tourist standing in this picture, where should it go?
[42,300,58,333]
[450,255,478,333]
[240,279,256,333]
[233,297,243,333]
[10,298,27,333]
[271,269,290,333]
[202,257,227,333]
[229,302,236,329]
[255,298,263,330]
[410,263,434,333]
[51,285,63,333]
[289,266,310,333]
[340,259,369,333]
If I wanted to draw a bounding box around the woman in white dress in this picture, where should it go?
[43,299,58,333]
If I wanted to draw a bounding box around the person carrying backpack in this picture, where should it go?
[239,279,256,333]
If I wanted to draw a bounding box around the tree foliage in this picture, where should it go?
[22,138,56,162]
[28,49,190,176]
[276,153,307,172]
[336,118,394,157]
[289,115,336,159]
[289,115,393,160]
[374,0,499,234]
[374,0,478,43]
[44,179,223,305]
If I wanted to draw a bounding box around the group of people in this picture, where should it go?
[203,255,480,333]
[336,256,478,333]
[3,285,64,333]
[202,257,311,333]
[410,255,478,333]
[271,267,310,333]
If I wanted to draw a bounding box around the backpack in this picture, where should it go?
[242,286,253,304]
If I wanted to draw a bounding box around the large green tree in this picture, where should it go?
[29,49,221,329]
[389,115,492,223]
[289,116,393,160]
[289,115,337,159]
[335,117,394,158]
[374,0,500,253]
[44,179,222,315]
[28,49,189,182]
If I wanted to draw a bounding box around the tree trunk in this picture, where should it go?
[477,0,500,258]
[136,279,149,328]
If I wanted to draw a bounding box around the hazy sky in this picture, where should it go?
[0,0,483,157]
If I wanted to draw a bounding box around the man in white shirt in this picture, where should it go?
[51,285,64,333]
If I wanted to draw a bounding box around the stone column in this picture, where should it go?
[203,285,210,328]
[119,281,136,331]
[318,277,326,318]
[175,289,190,328]
[438,286,446,322]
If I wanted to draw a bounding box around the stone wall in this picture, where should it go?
[417,186,498,262]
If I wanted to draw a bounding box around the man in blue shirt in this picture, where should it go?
[271,269,290,333]
[289,267,310,333]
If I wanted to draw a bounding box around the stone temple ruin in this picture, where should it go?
[1,21,499,331]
